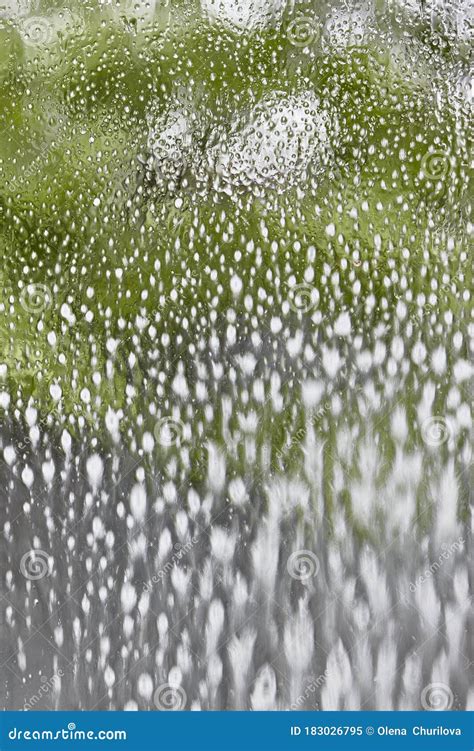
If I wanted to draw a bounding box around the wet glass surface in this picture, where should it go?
[0,0,472,711]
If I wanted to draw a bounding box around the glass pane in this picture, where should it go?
[0,0,471,712]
